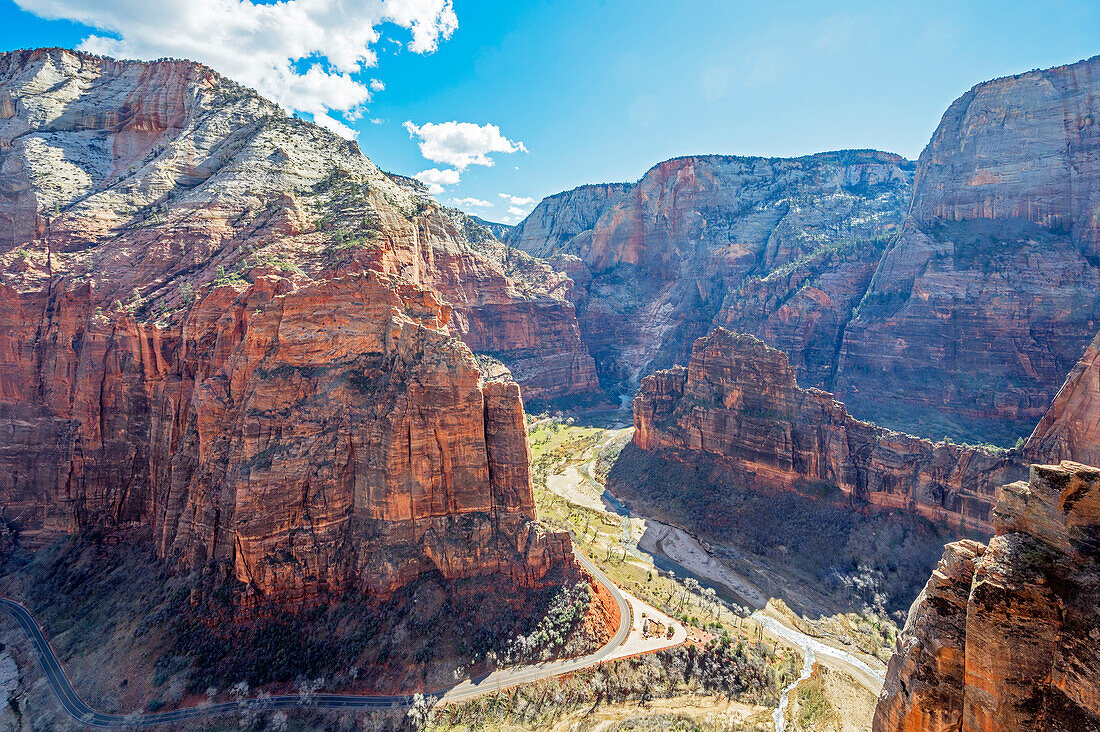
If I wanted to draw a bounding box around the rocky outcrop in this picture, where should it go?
[469,215,513,241]
[510,152,912,395]
[874,461,1100,731]
[427,206,600,406]
[838,55,1100,443]
[0,47,573,602]
[633,328,1023,532]
[511,56,1100,446]
[504,183,631,257]
[1024,330,1100,468]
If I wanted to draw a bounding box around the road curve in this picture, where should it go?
[0,546,632,728]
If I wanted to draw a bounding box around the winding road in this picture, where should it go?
[0,548,635,729]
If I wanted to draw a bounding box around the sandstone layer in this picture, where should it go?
[508,152,913,395]
[838,55,1100,442]
[0,47,574,601]
[1024,330,1100,468]
[874,461,1100,731]
[633,328,1023,533]
[513,56,1100,446]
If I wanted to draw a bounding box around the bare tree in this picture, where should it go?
[406,693,436,731]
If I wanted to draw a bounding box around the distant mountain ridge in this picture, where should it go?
[508,149,914,401]
[512,55,1100,446]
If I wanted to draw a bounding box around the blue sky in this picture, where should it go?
[2,0,1099,223]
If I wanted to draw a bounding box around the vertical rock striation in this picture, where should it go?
[838,55,1100,443]
[875,461,1100,731]
[0,47,573,602]
[632,328,1023,532]
[512,56,1100,446]
[1024,330,1100,468]
[509,152,913,394]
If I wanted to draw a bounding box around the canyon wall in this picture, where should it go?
[0,48,574,602]
[837,55,1100,443]
[874,461,1100,732]
[514,55,1100,445]
[1023,330,1100,468]
[509,152,913,395]
[505,182,631,258]
[633,328,1023,533]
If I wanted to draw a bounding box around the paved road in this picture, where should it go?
[0,547,632,729]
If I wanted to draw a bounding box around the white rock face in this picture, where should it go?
[506,182,631,257]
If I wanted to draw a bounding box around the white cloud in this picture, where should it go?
[312,112,358,140]
[507,205,529,217]
[16,0,457,139]
[370,118,386,125]
[412,167,461,194]
[499,193,535,206]
[403,120,526,170]
[369,79,385,92]
[451,197,492,208]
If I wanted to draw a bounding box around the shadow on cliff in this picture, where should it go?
[0,528,606,715]
[606,443,982,621]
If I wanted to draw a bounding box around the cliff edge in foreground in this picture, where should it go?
[875,461,1100,731]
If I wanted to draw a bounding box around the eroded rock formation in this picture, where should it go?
[0,47,574,602]
[1024,330,1100,468]
[874,461,1100,731]
[633,328,1023,532]
[508,152,913,394]
[513,56,1100,446]
[838,55,1100,443]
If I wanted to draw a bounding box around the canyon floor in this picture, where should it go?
[520,409,896,732]
[0,403,904,731]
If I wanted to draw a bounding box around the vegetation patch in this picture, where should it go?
[0,531,604,715]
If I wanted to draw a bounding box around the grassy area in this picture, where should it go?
[528,421,604,465]
[792,669,840,731]
[526,422,801,715]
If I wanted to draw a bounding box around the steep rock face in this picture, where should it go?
[838,56,1100,443]
[0,48,573,601]
[504,183,630,257]
[633,328,1023,532]
[1024,330,1100,468]
[424,205,600,405]
[875,462,1100,732]
[510,152,912,394]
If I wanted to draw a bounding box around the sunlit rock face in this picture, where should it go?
[875,461,1100,732]
[513,55,1100,446]
[0,47,573,602]
[1023,329,1100,469]
[508,151,913,395]
[837,55,1100,443]
[632,328,1023,533]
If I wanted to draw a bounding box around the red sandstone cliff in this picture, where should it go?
[874,461,1100,731]
[0,47,574,601]
[1023,330,1100,468]
[511,56,1100,447]
[633,328,1023,533]
[838,55,1100,443]
[509,152,913,394]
